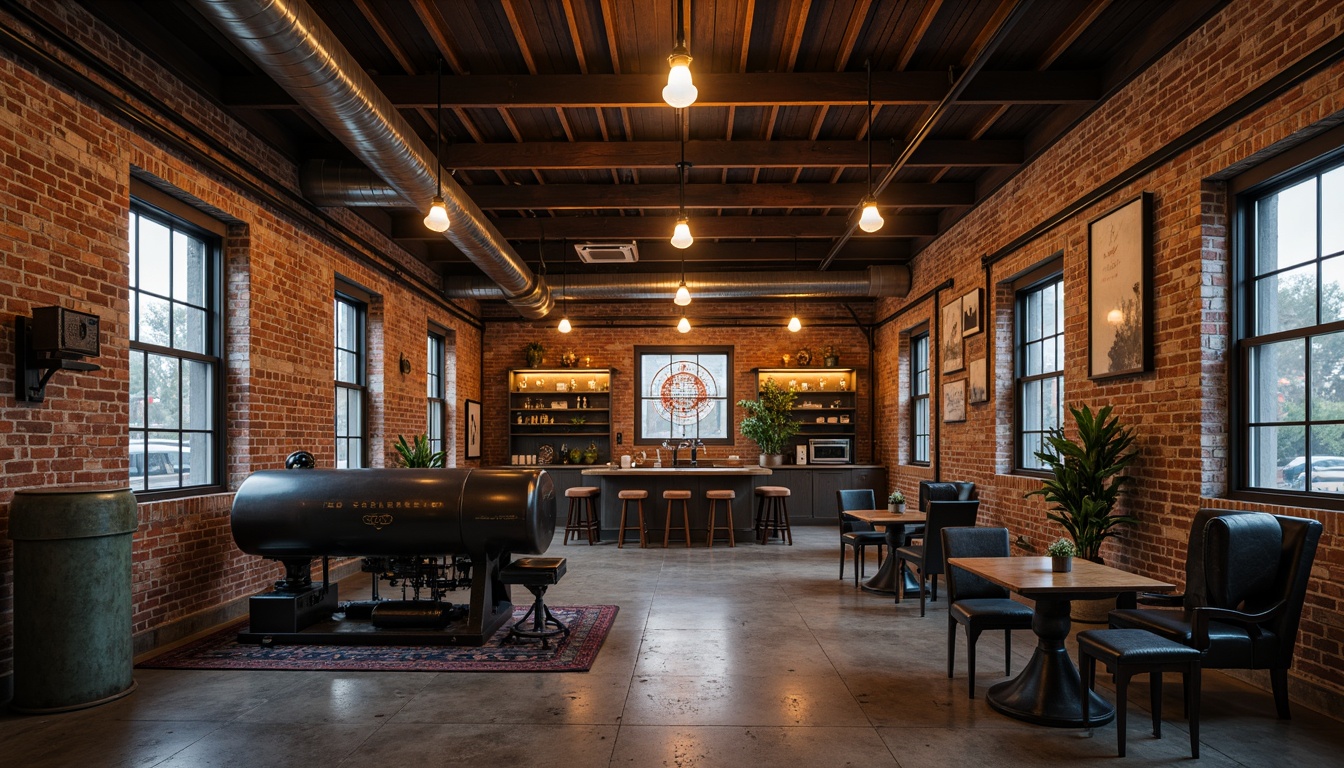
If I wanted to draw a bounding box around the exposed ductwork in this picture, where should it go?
[189,0,552,319]
[444,265,910,301]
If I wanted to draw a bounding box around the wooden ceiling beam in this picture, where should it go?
[426,239,908,265]
[460,182,971,210]
[223,70,1100,108]
[390,213,937,240]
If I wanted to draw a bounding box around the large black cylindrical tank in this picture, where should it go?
[231,468,554,557]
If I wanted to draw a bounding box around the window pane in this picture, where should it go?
[173,304,207,354]
[182,360,212,430]
[1026,289,1041,341]
[337,350,358,384]
[1023,380,1041,432]
[184,432,210,487]
[129,350,145,429]
[1322,255,1344,325]
[1021,433,1043,470]
[147,431,182,490]
[336,439,349,469]
[128,430,146,490]
[174,231,209,306]
[1250,424,1303,489]
[335,388,349,434]
[1310,331,1344,421]
[1255,177,1316,275]
[139,295,171,347]
[1256,265,1318,334]
[1042,377,1061,431]
[146,354,179,429]
[138,217,172,296]
[1325,166,1344,257]
[1308,424,1344,494]
[1250,340,1305,423]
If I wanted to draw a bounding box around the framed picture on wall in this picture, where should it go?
[961,288,983,337]
[940,301,964,373]
[465,399,482,459]
[968,358,988,404]
[943,380,966,423]
[1088,192,1153,379]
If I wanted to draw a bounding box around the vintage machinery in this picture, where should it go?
[230,465,555,645]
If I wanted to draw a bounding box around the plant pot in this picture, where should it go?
[1071,595,1116,623]
[1051,556,1072,573]
[823,355,840,368]
[526,351,543,367]
[888,503,906,514]
[760,453,784,467]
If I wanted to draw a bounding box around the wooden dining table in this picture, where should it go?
[945,556,1174,728]
[843,509,926,595]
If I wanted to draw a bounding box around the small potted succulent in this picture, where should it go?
[525,341,545,368]
[1047,537,1076,572]
[887,489,906,514]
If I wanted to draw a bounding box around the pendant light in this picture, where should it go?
[858,60,884,233]
[662,0,697,108]
[556,236,572,333]
[670,112,694,249]
[787,238,802,332]
[423,59,450,233]
[677,316,692,333]
[674,256,691,306]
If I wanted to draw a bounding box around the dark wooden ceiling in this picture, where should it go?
[79,0,1225,279]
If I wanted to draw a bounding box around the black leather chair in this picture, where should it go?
[942,526,1034,698]
[1108,510,1323,719]
[837,489,885,586]
[894,499,979,616]
[915,480,974,543]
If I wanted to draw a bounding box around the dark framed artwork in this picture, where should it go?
[1088,192,1153,379]
[943,380,966,423]
[968,358,988,404]
[940,302,963,374]
[465,399,482,459]
[961,288,982,337]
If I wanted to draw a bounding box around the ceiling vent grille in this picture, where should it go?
[574,242,639,264]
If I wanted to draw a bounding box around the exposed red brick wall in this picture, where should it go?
[874,0,1344,708]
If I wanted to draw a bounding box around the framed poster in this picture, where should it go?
[1089,192,1153,379]
[943,380,966,423]
[465,399,482,459]
[940,301,963,374]
[961,288,983,337]
[968,358,988,404]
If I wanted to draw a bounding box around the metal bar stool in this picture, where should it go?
[753,485,792,545]
[617,489,648,548]
[500,557,569,648]
[662,489,692,548]
[705,489,736,547]
[563,486,600,545]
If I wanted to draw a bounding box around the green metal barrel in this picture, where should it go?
[8,485,138,713]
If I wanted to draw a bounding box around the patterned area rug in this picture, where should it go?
[138,605,619,673]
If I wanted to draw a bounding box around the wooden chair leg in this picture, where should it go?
[1150,670,1163,738]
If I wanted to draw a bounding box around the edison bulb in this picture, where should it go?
[674,282,692,306]
[558,316,572,333]
[788,316,802,332]
[662,53,698,108]
[858,199,884,233]
[423,196,450,232]
[677,316,691,333]
[671,216,694,249]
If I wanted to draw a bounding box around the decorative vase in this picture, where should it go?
[1051,556,1072,573]
[760,453,784,467]
[1072,595,1117,623]
[824,355,840,368]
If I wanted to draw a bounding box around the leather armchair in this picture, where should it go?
[1108,510,1322,719]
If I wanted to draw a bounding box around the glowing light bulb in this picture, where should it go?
[677,316,691,333]
[558,316,572,333]
[671,216,694,249]
[674,281,691,306]
[788,316,802,332]
[858,199,884,233]
[662,53,698,108]
[423,196,450,232]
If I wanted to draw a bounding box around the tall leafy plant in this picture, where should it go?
[1025,404,1139,561]
[736,378,800,457]
[394,434,445,468]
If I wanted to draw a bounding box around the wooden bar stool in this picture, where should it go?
[705,489,736,547]
[563,486,600,545]
[662,489,693,548]
[617,489,648,548]
[753,485,792,545]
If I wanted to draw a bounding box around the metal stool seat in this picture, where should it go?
[563,486,600,545]
[753,486,792,545]
[1078,628,1202,758]
[706,489,736,547]
[662,489,692,548]
[617,489,648,548]
[500,557,569,648]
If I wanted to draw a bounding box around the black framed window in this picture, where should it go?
[427,330,446,458]
[1015,275,1065,471]
[911,331,930,464]
[634,346,734,445]
[128,203,221,494]
[1239,154,1344,499]
[335,291,367,468]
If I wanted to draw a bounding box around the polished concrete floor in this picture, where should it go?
[3,527,1342,767]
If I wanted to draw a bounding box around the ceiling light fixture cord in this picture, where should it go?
[858,59,884,233]
[788,238,802,332]
[663,0,697,108]
[671,108,694,249]
[423,58,450,232]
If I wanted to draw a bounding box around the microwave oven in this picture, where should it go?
[808,438,851,464]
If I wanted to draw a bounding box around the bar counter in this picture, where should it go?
[579,465,773,541]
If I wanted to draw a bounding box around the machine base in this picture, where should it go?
[236,599,512,647]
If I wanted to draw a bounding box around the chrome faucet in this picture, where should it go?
[683,438,705,467]
[662,439,679,467]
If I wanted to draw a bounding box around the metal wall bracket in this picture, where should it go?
[14,317,100,403]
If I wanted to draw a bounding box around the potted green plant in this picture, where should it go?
[887,489,905,513]
[525,341,545,368]
[1047,537,1076,573]
[737,378,800,467]
[1025,404,1139,562]
[822,345,841,368]
[393,434,445,468]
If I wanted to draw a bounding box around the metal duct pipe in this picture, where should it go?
[444,265,909,301]
[189,0,552,318]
